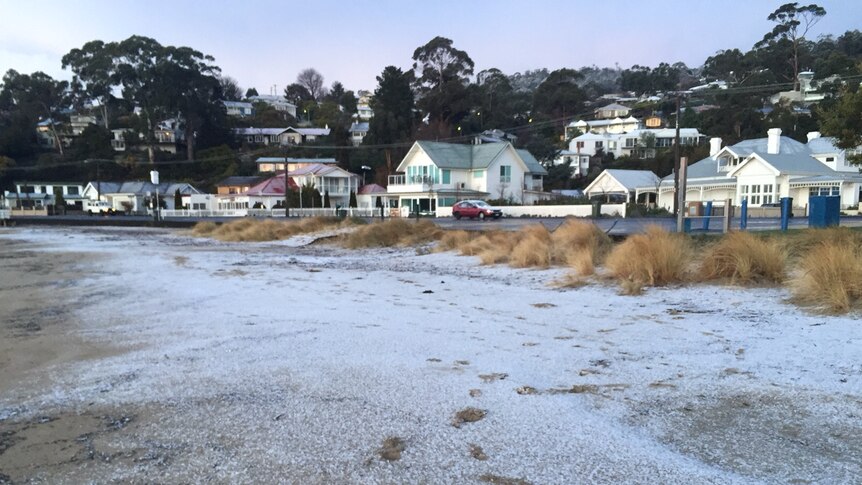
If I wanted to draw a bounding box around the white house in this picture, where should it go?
[223,101,254,117]
[355,90,374,121]
[594,103,631,119]
[248,95,298,117]
[256,157,338,173]
[289,163,361,208]
[82,181,201,214]
[3,182,87,209]
[584,170,661,203]
[564,116,641,139]
[564,128,705,160]
[650,129,862,211]
[349,122,369,146]
[387,141,550,214]
[357,184,390,211]
[233,126,331,146]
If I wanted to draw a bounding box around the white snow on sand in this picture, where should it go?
[1,226,860,484]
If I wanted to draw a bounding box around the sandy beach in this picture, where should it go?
[0,225,860,484]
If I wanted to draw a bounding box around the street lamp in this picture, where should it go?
[361,165,371,186]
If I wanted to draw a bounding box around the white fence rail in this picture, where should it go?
[161,207,387,219]
[435,203,627,218]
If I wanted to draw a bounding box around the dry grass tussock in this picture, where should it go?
[780,227,862,258]
[191,217,344,242]
[699,231,786,285]
[550,220,612,272]
[509,225,552,268]
[605,225,692,293]
[434,230,476,253]
[341,219,441,248]
[453,231,515,265]
[791,241,862,314]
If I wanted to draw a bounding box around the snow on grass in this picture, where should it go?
[1,226,860,483]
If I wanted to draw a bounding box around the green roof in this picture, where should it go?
[415,141,547,175]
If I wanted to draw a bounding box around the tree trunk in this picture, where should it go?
[102,103,110,130]
[146,114,155,164]
[185,122,195,161]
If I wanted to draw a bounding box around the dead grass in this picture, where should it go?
[469,443,488,460]
[509,225,552,268]
[341,219,441,248]
[780,226,862,258]
[452,407,487,428]
[434,230,475,252]
[550,220,612,272]
[605,225,692,291]
[699,231,786,285]
[378,436,406,461]
[191,217,344,242]
[479,474,532,485]
[790,241,862,314]
[551,272,589,288]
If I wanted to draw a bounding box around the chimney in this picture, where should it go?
[767,128,782,155]
[807,131,821,142]
[709,137,722,157]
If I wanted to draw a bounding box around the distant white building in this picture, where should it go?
[232,126,331,146]
[355,90,374,121]
[594,103,631,119]
[3,182,87,209]
[565,116,641,139]
[349,122,369,146]
[248,95,298,117]
[584,169,661,203]
[223,101,254,117]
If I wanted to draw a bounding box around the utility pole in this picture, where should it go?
[283,148,290,218]
[673,94,681,216]
[676,157,688,233]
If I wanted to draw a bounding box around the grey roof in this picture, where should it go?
[754,153,835,175]
[290,127,331,136]
[233,127,288,136]
[727,136,809,156]
[789,174,862,183]
[414,141,546,175]
[87,181,200,195]
[256,157,337,164]
[596,103,630,112]
[604,169,660,189]
[349,122,369,132]
[223,101,253,108]
[807,136,842,154]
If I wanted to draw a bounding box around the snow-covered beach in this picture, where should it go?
[1,226,860,484]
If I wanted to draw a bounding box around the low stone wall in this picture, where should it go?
[436,203,627,218]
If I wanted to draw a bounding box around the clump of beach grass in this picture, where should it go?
[341,219,441,248]
[790,240,862,314]
[605,225,692,294]
[699,231,786,285]
[192,217,344,242]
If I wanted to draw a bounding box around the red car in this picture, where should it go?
[452,200,502,220]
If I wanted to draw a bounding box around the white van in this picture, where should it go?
[84,200,114,215]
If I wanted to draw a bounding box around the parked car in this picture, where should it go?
[84,200,115,215]
[452,200,502,220]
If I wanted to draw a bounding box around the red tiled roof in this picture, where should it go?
[358,183,387,195]
[244,174,299,196]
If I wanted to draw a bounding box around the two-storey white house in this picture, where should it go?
[3,182,87,209]
[387,141,549,214]
[223,101,254,117]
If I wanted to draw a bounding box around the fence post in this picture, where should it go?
[703,201,713,231]
[740,199,748,230]
[780,196,792,231]
[723,199,732,233]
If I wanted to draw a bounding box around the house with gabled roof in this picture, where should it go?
[387,141,550,214]
[82,181,201,214]
[649,129,862,211]
[584,170,661,203]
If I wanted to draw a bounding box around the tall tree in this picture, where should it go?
[296,68,325,100]
[62,40,115,129]
[245,87,259,98]
[0,70,70,156]
[532,68,585,120]
[411,36,475,138]
[818,85,862,164]
[755,2,826,90]
[219,76,243,101]
[284,83,313,105]
[364,66,415,179]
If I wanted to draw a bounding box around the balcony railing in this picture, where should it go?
[388,174,438,186]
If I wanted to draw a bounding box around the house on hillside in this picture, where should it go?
[223,101,254,117]
[82,181,200,214]
[594,103,631,119]
[349,122,369,146]
[565,116,641,139]
[233,126,331,146]
[564,128,704,160]
[355,91,374,121]
[387,141,550,214]
[584,170,661,204]
[256,157,338,173]
[247,95,298,117]
[647,129,862,211]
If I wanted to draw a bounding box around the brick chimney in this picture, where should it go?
[767,128,782,155]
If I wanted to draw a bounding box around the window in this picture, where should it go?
[576,141,585,149]
[442,169,450,184]
[67,186,79,195]
[500,165,511,183]
[625,138,637,148]
[825,157,835,162]
[595,141,603,149]
[441,197,456,207]
[608,141,617,150]
[474,170,484,179]
[809,186,840,197]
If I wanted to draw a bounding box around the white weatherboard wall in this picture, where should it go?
[436,204,626,218]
